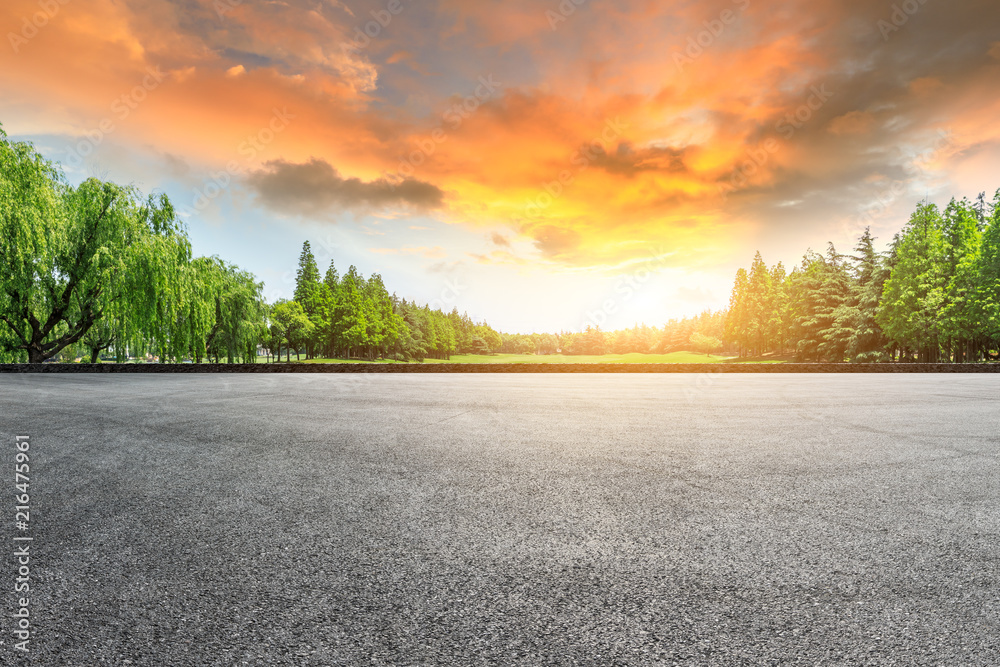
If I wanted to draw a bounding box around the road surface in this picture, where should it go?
[1,374,998,665]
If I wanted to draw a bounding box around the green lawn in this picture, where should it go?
[284,352,744,364]
[422,352,735,364]
[287,357,407,364]
[70,352,788,364]
[294,352,792,364]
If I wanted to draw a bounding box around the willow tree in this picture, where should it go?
[209,262,266,363]
[80,316,120,363]
[0,130,191,363]
[183,256,266,363]
[0,127,59,362]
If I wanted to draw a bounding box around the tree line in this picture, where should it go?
[1,127,267,363]
[723,193,1000,362]
[265,241,503,362]
[0,129,503,363]
[496,312,727,357]
[3,125,998,363]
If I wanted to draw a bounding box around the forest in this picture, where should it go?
[2,127,999,363]
[722,194,1000,363]
[0,127,500,363]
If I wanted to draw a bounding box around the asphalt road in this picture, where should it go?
[1,374,999,666]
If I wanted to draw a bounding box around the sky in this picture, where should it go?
[2,0,999,333]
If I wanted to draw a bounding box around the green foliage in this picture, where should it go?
[724,254,786,357]
[973,192,1000,341]
[876,203,950,360]
[835,228,890,362]
[787,244,852,361]
[722,192,1000,364]
[187,257,265,363]
[4,126,997,366]
[0,131,193,362]
[270,299,313,362]
[0,131,267,363]
[689,332,722,355]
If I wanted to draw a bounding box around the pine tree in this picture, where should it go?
[786,245,850,361]
[877,202,950,362]
[293,241,323,358]
[941,198,984,361]
[746,252,773,356]
[724,268,750,356]
[970,190,1000,359]
[839,228,889,362]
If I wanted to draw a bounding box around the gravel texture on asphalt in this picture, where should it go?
[1,373,999,666]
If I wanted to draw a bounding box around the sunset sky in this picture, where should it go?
[2,0,999,332]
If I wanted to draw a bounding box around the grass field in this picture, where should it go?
[422,352,733,364]
[67,352,788,364]
[291,351,774,364]
[293,356,407,364]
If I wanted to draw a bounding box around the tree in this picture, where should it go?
[877,202,950,362]
[724,268,750,356]
[768,263,789,353]
[270,299,312,362]
[336,266,369,358]
[294,241,322,306]
[0,130,191,363]
[578,325,606,355]
[970,190,1000,357]
[940,198,985,362]
[689,332,722,355]
[834,228,890,362]
[477,324,503,354]
[181,256,265,363]
[262,303,285,362]
[745,252,774,355]
[786,245,850,361]
[80,316,119,363]
[294,241,323,358]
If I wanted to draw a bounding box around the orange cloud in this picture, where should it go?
[828,111,875,136]
[909,77,943,96]
[1,0,998,280]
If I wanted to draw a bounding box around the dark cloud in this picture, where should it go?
[531,226,582,258]
[247,158,444,214]
[490,232,510,247]
[588,142,689,177]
